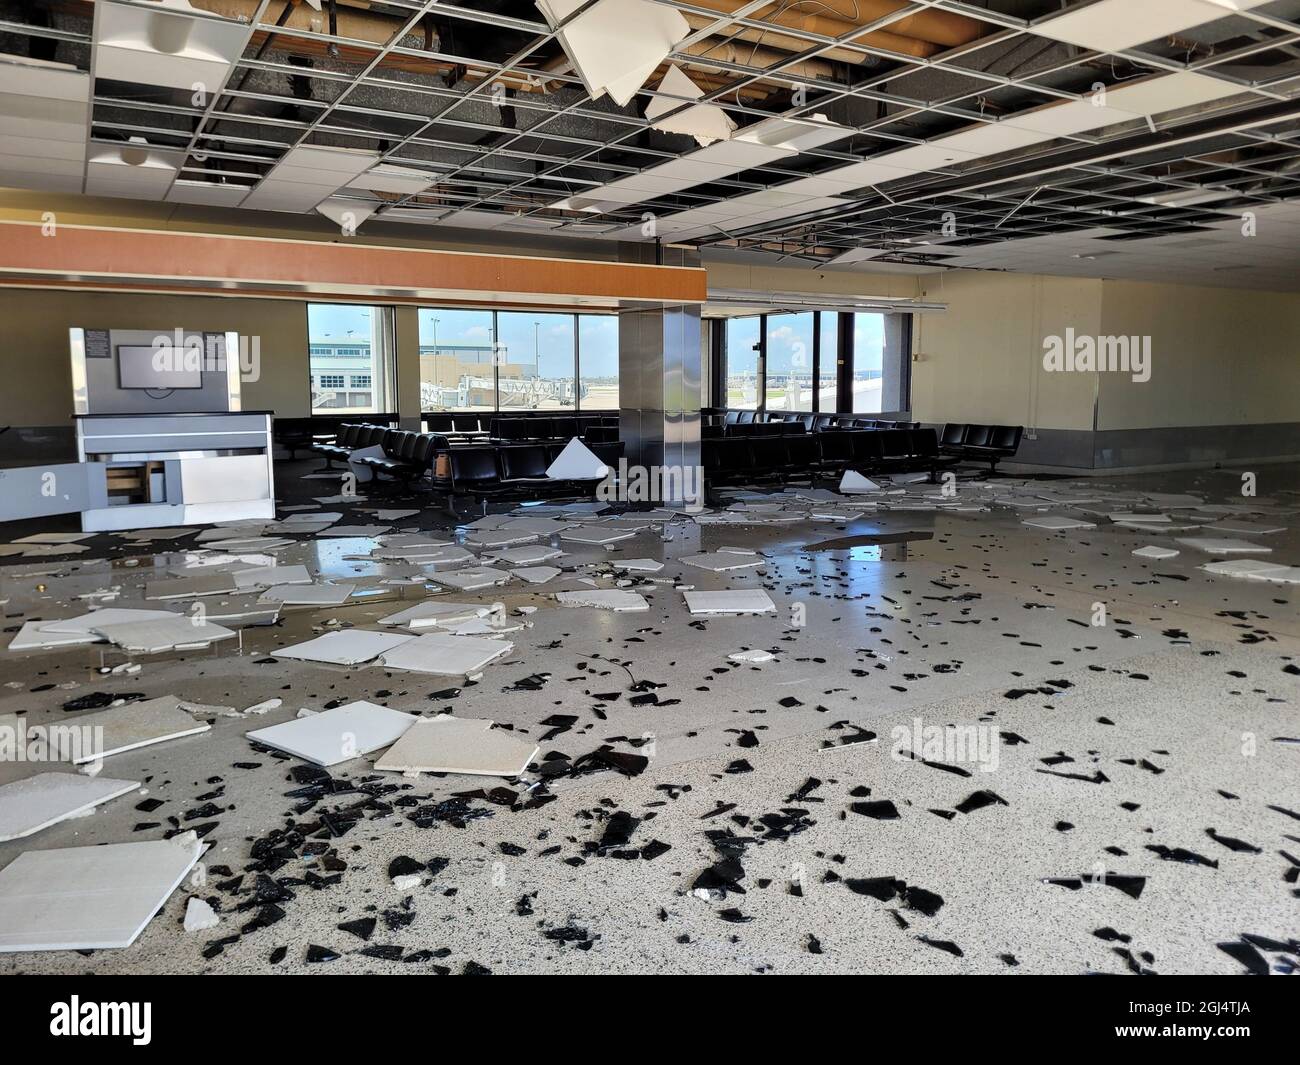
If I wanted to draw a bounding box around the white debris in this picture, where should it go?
[183,897,220,932]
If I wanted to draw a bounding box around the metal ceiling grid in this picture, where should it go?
[0,0,1296,283]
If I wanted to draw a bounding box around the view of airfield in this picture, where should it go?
[724,311,886,412]
[307,305,620,414]
[308,305,885,416]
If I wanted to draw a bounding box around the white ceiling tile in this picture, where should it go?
[538,0,689,107]
[644,65,736,146]
[0,58,88,101]
[346,164,440,195]
[279,145,378,175]
[0,152,84,177]
[692,138,792,169]
[0,135,85,161]
[733,113,848,152]
[0,169,82,193]
[1105,71,1247,114]
[876,142,979,171]
[166,179,249,206]
[935,122,1051,156]
[1032,0,1256,53]
[0,94,88,140]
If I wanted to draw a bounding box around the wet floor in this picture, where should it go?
[0,460,1295,973]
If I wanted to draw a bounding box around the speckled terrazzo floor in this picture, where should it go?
[0,460,1295,974]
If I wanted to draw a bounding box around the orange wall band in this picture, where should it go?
[0,221,707,305]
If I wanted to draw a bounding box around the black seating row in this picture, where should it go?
[709,408,918,432]
[308,422,444,486]
[355,429,442,484]
[423,411,618,437]
[704,428,952,487]
[709,420,809,437]
[939,423,1023,470]
[278,413,398,459]
[444,441,624,504]
[309,422,392,465]
[487,415,617,443]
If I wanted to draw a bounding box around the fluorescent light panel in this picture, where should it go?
[93,0,247,91]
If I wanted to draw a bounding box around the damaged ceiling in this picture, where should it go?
[0,0,1299,279]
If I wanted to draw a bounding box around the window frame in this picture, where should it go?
[305,302,395,416]
[416,308,618,414]
[719,311,913,415]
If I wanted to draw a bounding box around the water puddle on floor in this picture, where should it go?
[801,530,934,561]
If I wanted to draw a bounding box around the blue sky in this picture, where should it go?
[307,304,880,379]
[307,305,618,378]
[730,312,885,374]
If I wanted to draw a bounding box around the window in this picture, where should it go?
[307,303,393,414]
[418,309,496,412]
[418,308,618,413]
[817,312,838,411]
[496,312,576,410]
[851,312,886,414]
[764,313,814,412]
[578,313,618,410]
[725,316,760,409]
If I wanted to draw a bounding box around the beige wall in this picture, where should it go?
[394,305,420,427]
[1,191,1296,437]
[0,288,310,427]
[1097,280,1300,431]
[703,258,921,300]
[911,271,1104,431]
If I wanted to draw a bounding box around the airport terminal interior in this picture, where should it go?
[0,0,1295,976]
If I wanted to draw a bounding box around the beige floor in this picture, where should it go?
[0,461,1295,974]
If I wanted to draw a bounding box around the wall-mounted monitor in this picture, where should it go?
[116,345,203,390]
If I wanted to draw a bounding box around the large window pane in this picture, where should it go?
[418,309,496,411]
[577,313,618,410]
[308,303,391,414]
[817,311,838,411]
[851,311,885,414]
[725,316,760,408]
[496,312,576,410]
[764,312,814,412]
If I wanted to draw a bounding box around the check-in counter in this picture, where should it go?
[74,411,275,531]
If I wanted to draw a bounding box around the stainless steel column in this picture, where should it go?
[617,245,702,505]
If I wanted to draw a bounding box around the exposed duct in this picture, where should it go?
[682,0,986,58]
[679,9,931,61]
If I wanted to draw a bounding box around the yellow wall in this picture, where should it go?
[0,288,311,426]
[1097,280,1300,430]
[1,191,1296,436]
[911,271,1104,431]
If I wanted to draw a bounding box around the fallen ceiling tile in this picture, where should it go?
[0,833,203,952]
[0,772,140,843]
[51,695,212,765]
[273,629,415,666]
[379,633,514,676]
[245,701,417,766]
[374,716,538,777]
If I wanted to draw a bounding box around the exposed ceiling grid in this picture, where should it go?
[0,0,1294,288]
